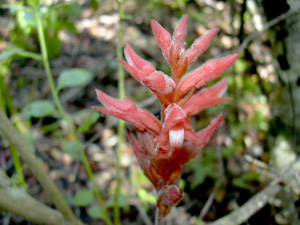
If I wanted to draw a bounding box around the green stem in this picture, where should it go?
[114,1,125,224]
[0,75,26,187]
[35,10,74,137]
[80,151,112,224]
[35,7,112,225]
[10,145,26,186]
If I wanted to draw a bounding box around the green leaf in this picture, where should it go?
[77,110,100,134]
[91,0,99,11]
[57,68,93,91]
[62,141,83,159]
[28,0,38,7]
[44,30,61,59]
[74,189,94,207]
[186,159,216,189]
[0,48,23,61]
[17,8,35,32]
[138,188,156,204]
[107,193,129,209]
[22,100,55,118]
[87,205,105,220]
[232,172,260,191]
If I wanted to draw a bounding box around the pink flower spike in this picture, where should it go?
[141,71,176,95]
[181,27,220,65]
[127,130,150,172]
[182,78,232,116]
[176,53,239,100]
[182,113,224,160]
[154,104,200,147]
[117,59,146,82]
[93,89,161,134]
[159,185,184,206]
[151,19,172,61]
[169,128,184,149]
[173,15,189,48]
[124,44,156,76]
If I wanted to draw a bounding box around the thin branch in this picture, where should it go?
[0,168,64,225]
[0,108,83,225]
[209,179,282,225]
[129,198,153,225]
[199,178,222,220]
[219,9,300,58]
[238,9,300,53]
[199,121,226,220]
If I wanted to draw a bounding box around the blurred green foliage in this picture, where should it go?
[1,0,297,224]
[2,1,80,58]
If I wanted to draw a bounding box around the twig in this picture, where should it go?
[0,108,83,225]
[218,9,300,58]
[239,9,300,53]
[199,122,226,220]
[129,198,153,225]
[209,179,282,225]
[0,170,63,225]
[0,180,64,225]
[199,178,222,220]
[155,206,164,225]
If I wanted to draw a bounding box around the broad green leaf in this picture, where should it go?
[22,100,55,118]
[57,68,92,91]
[0,48,23,61]
[62,141,83,160]
[87,205,105,220]
[74,189,94,207]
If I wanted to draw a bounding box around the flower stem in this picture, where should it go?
[114,0,125,224]
[155,206,164,225]
[35,6,112,225]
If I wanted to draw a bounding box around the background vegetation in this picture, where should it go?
[0,0,299,224]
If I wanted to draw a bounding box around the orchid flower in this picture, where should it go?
[94,14,238,217]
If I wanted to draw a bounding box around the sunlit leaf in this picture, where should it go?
[28,0,38,7]
[57,68,93,91]
[17,8,35,33]
[138,188,156,204]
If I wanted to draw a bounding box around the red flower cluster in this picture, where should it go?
[93,15,238,216]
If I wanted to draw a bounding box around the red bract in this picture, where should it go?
[94,14,238,217]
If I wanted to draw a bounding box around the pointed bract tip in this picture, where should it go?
[173,14,189,41]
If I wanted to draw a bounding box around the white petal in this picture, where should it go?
[169,129,184,148]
